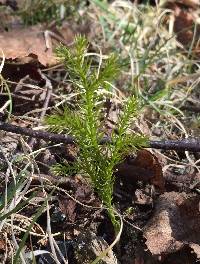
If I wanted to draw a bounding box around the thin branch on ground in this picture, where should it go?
[149,138,200,152]
[180,105,200,113]
[0,121,75,144]
[1,121,200,152]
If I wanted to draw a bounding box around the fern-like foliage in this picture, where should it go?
[46,35,148,230]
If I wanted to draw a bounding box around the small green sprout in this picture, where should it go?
[46,35,148,231]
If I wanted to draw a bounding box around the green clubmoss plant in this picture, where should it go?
[46,35,148,231]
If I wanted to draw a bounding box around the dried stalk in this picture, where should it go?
[1,121,200,152]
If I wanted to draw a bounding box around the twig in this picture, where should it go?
[149,138,200,152]
[180,105,200,113]
[1,121,200,152]
[0,121,75,144]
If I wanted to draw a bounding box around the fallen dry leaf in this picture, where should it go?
[57,181,93,223]
[0,24,75,66]
[75,183,93,202]
[144,192,200,260]
[174,9,199,47]
[132,150,165,191]
[165,1,200,52]
[174,0,199,8]
[58,196,77,223]
[0,238,6,252]
[115,150,165,192]
[0,25,54,66]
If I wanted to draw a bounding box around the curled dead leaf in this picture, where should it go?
[0,238,6,252]
[0,24,75,66]
[174,0,199,8]
[144,192,200,260]
[164,1,200,54]
[0,25,54,66]
[58,196,77,223]
[115,150,165,192]
[132,150,165,191]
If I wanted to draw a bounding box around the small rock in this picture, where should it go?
[73,230,119,264]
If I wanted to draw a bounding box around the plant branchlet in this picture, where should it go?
[46,35,148,230]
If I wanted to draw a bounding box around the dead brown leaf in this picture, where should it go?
[165,1,200,52]
[0,25,53,66]
[144,192,200,260]
[57,181,93,223]
[174,0,199,8]
[0,238,6,252]
[132,150,165,191]
[115,150,165,192]
[58,196,77,223]
[0,24,75,66]
[75,183,93,202]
